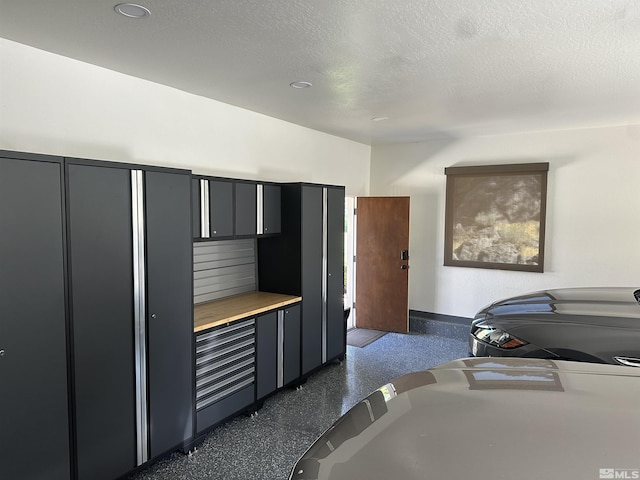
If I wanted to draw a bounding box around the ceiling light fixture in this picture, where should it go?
[114,3,151,18]
[290,81,312,89]
[371,116,388,122]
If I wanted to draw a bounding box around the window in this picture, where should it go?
[444,163,549,272]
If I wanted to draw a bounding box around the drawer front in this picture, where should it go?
[196,384,255,434]
[195,319,255,411]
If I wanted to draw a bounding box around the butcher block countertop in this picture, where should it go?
[194,291,302,333]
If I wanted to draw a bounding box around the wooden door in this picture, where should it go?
[355,197,410,332]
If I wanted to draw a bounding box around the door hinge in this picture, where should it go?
[353,255,356,263]
[353,207,357,215]
[352,302,356,309]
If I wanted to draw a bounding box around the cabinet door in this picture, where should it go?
[326,187,346,361]
[210,180,234,237]
[145,171,194,457]
[67,163,136,480]
[301,186,323,374]
[262,184,281,235]
[283,304,301,385]
[0,154,71,480]
[235,182,257,236]
[256,311,278,399]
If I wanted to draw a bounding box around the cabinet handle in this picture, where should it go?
[0,349,5,357]
[151,313,157,319]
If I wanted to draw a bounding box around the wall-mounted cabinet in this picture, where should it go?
[0,151,71,480]
[193,176,280,240]
[235,181,257,237]
[210,180,234,237]
[262,184,281,235]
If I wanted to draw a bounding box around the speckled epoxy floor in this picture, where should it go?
[129,326,469,480]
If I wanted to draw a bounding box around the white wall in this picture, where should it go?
[0,38,370,195]
[4,39,639,320]
[371,125,640,318]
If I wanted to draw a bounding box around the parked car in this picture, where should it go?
[469,287,640,367]
[289,357,640,480]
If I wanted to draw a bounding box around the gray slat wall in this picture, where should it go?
[194,239,257,304]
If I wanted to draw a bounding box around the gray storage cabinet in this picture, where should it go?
[66,159,193,480]
[195,319,256,433]
[210,180,234,237]
[262,183,281,235]
[256,304,301,401]
[235,181,257,236]
[0,152,71,480]
[258,184,345,376]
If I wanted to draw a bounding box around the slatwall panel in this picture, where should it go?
[194,240,257,304]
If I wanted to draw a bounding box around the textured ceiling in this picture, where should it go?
[1,0,639,145]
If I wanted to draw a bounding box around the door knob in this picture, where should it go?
[401,264,409,270]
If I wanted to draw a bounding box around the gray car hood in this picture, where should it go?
[291,358,640,480]
[476,287,640,326]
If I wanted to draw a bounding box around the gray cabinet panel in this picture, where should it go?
[256,312,278,399]
[210,180,234,237]
[196,384,254,433]
[301,186,323,374]
[195,320,256,432]
[326,187,346,361]
[0,155,71,480]
[145,171,194,457]
[67,164,136,480]
[263,184,281,235]
[235,182,257,236]
[283,304,301,385]
[192,178,201,238]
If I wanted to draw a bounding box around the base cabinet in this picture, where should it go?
[256,304,301,401]
[282,305,301,385]
[195,319,256,433]
[0,152,71,480]
[256,312,278,400]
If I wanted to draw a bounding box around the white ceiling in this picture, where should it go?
[1,0,639,145]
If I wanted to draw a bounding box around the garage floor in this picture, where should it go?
[129,326,469,480]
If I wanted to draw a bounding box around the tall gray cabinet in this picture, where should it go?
[0,152,71,480]
[66,159,194,480]
[258,183,345,376]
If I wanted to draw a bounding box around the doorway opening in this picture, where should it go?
[344,196,356,330]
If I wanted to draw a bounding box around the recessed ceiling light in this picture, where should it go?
[371,116,388,122]
[290,81,312,89]
[114,3,150,18]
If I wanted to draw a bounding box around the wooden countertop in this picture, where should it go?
[194,291,302,333]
